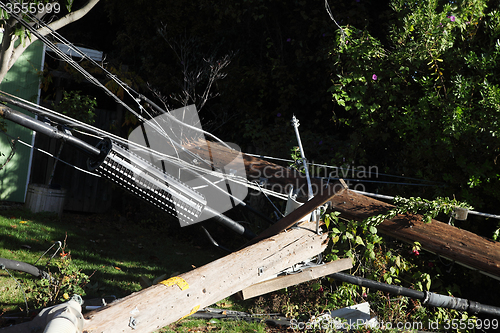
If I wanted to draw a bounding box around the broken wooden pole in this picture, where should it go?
[183,140,500,278]
[182,139,326,193]
[330,189,500,279]
[81,220,329,333]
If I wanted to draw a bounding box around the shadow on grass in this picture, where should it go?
[0,205,229,312]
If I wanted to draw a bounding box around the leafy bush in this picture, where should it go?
[322,201,477,332]
[328,0,500,210]
[53,90,97,124]
[29,251,90,308]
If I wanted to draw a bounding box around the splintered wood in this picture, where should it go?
[182,139,325,192]
[82,220,329,332]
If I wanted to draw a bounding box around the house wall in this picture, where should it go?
[0,40,44,202]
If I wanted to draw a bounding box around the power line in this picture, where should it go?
[1,130,101,178]
[19,4,237,154]
[324,0,347,42]
[245,153,443,185]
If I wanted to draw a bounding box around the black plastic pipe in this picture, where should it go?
[0,258,45,278]
[329,272,500,317]
[0,105,101,157]
[329,272,425,299]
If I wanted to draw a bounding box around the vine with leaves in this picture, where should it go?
[321,195,477,331]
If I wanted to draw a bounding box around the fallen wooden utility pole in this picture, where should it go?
[1,186,347,333]
[183,138,326,191]
[0,221,335,333]
[80,220,328,332]
[242,185,340,247]
[330,189,500,279]
[80,189,346,332]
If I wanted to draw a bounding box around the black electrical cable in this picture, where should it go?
[329,272,425,299]
[329,272,500,317]
[204,206,256,239]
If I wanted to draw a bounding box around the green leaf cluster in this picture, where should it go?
[29,254,90,308]
[329,0,500,209]
[365,196,473,226]
[53,90,97,124]
[323,209,476,331]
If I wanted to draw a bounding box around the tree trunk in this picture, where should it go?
[0,18,17,83]
[0,0,101,84]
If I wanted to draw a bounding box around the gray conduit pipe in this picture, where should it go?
[329,272,500,317]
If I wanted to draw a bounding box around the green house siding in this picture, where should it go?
[0,40,45,202]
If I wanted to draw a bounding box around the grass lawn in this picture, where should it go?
[0,203,278,332]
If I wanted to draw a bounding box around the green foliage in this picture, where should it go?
[322,194,481,331]
[0,207,221,315]
[29,253,90,308]
[53,90,96,124]
[365,196,473,225]
[324,212,388,281]
[328,0,500,209]
[66,0,74,12]
[494,223,500,241]
[160,318,267,333]
[0,1,74,47]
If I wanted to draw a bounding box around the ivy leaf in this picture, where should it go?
[395,256,401,268]
[331,235,340,245]
[368,250,376,260]
[330,227,341,235]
